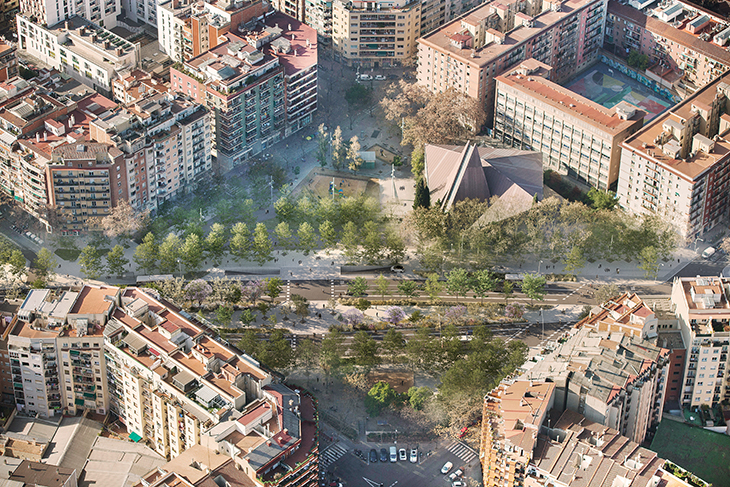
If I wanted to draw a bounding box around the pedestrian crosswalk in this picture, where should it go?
[446,441,477,464]
[320,443,347,469]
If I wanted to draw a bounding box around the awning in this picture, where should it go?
[148,347,160,357]
[129,432,142,442]
[74,398,84,405]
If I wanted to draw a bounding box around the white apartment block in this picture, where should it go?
[103,287,271,459]
[494,59,644,189]
[122,0,159,25]
[618,71,730,239]
[9,286,119,418]
[20,0,120,29]
[672,276,730,407]
[17,15,140,97]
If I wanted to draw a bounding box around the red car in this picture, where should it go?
[458,426,468,438]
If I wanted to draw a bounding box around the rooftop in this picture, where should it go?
[8,460,76,487]
[577,292,657,338]
[68,285,119,316]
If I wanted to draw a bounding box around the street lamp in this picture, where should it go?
[538,260,543,275]
[177,258,182,277]
[694,237,704,252]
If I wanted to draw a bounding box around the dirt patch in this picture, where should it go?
[367,370,413,394]
[294,167,381,201]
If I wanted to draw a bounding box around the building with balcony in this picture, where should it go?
[671,276,730,407]
[605,1,730,95]
[0,41,18,83]
[304,0,331,37]
[271,0,305,22]
[17,15,140,97]
[494,58,645,189]
[0,0,18,36]
[90,91,212,212]
[170,13,316,169]
[577,291,658,339]
[480,380,555,487]
[617,70,730,239]
[332,0,421,68]
[519,325,669,444]
[111,69,168,105]
[157,0,268,63]
[19,0,120,30]
[417,0,607,127]
[9,285,119,418]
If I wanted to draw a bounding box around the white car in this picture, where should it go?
[441,462,453,474]
[410,449,418,463]
[702,247,716,259]
[452,482,465,487]
[357,74,373,81]
[374,75,386,80]
[399,448,406,461]
[449,469,463,481]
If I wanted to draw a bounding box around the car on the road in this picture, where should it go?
[410,449,418,463]
[358,74,373,81]
[379,448,388,462]
[369,449,378,463]
[391,264,404,274]
[449,469,463,481]
[441,462,453,474]
[399,448,406,461]
[374,75,386,80]
[703,247,717,259]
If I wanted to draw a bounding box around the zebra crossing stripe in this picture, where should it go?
[319,444,347,468]
[446,441,477,463]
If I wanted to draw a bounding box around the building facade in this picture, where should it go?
[332,0,422,68]
[19,0,120,31]
[577,291,658,339]
[170,14,316,169]
[304,0,331,38]
[494,59,644,189]
[617,71,730,239]
[672,276,730,407]
[0,41,18,83]
[417,0,607,127]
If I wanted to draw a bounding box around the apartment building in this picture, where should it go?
[271,0,305,22]
[90,91,212,212]
[657,329,686,407]
[304,0,331,37]
[418,0,606,126]
[519,326,668,444]
[671,276,730,407]
[606,1,730,93]
[617,71,730,239]
[103,286,273,459]
[17,15,140,97]
[577,291,658,339]
[171,14,317,169]
[332,0,422,68]
[480,380,555,487]
[9,286,119,418]
[0,0,18,36]
[20,0,120,29]
[111,70,168,105]
[494,59,644,189]
[0,41,18,83]
[0,316,16,406]
[157,0,268,63]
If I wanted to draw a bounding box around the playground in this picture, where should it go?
[295,168,380,201]
[566,62,672,121]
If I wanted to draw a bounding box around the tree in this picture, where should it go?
[205,223,227,266]
[185,279,212,306]
[96,199,148,239]
[361,220,382,264]
[316,123,329,168]
[241,279,265,305]
[106,245,128,276]
[411,147,425,180]
[274,196,296,223]
[382,328,405,363]
[385,306,406,325]
[134,233,158,274]
[215,305,233,327]
[348,277,368,297]
[8,250,25,280]
[343,308,365,327]
[297,222,317,255]
[374,274,390,299]
[424,273,444,303]
[471,269,496,304]
[594,283,620,304]
[351,330,379,367]
[384,229,406,264]
[407,386,431,410]
[365,381,396,416]
[237,330,259,358]
[320,329,344,378]
[274,222,294,251]
[397,280,420,298]
[296,338,320,382]
[627,49,649,70]
[503,280,514,304]
[291,294,309,321]
[586,188,617,210]
[563,245,586,275]
[158,233,182,274]
[259,329,293,370]
[639,245,660,280]
[446,268,470,302]
[319,220,338,250]
[230,222,251,262]
[347,136,363,172]
[521,273,546,304]
[331,126,346,170]
[413,178,430,209]
[180,233,204,272]
[252,223,273,265]
[345,82,372,107]
[264,277,283,302]
[406,327,438,372]
[341,221,360,261]
[79,245,104,280]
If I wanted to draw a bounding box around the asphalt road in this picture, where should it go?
[668,252,729,279]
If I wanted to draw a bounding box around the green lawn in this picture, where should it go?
[651,420,730,487]
[55,249,81,261]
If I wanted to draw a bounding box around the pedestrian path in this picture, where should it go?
[320,443,348,469]
[446,441,477,464]
[562,282,589,301]
[539,322,573,347]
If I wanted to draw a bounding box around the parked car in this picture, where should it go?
[449,469,463,481]
[387,74,399,80]
[441,462,453,474]
[389,446,397,462]
[374,75,386,80]
[452,481,465,487]
[369,449,378,463]
[410,449,418,463]
[379,448,388,462]
[358,74,373,81]
[459,426,468,438]
[399,448,406,461]
[703,247,717,259]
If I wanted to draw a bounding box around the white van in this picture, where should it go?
[389,446,397,462]
[702,247,716,259]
